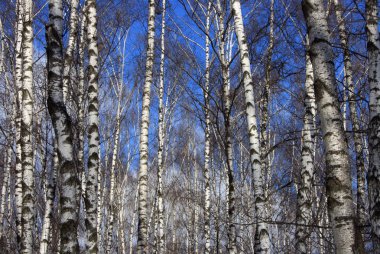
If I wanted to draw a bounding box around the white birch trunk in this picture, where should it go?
[85,0,99,251]
[0,143,12,237]
[46,0,79,252]
[261,0,274,198]
[137,0,156,252]
[302,0,357,252]
[106,99,121,253]
[155,0,166,252]
[215,3,237,251]
[333,0,366,249]
[203,2,212,253]
[230,0,270,252]
[14,0,23,243]
[295,46,316,253]
[365,0,380,245]
[63,0,79,103]
[129,191,138,254]
[20,0,34,252]
[39,143,58,254]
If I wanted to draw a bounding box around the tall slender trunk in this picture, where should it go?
[137,0,156,253]
[215,2,237,251]
[85,0,99,251]
[302,0,357,252]
[46,0,79,252]
[333,0,366,250]
[230,0,270,252]
[63,0,79,103]
[366,0,380,247]
[118,186,126,254]
[129,191,138,254]
[20,0,34,252]
[106,99,121,253]
[203,2,212,253]
[261,0,274,199]
[39,142,57,254]
[14,0,24,245]
[0,141,12,237]
[155,0,166,252]
[295,45,316,253]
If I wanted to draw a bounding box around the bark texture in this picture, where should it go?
[302,0,357,253]
[20,0,35,252]
[155,0,166,252]
[203,2,212,253]
[85,0,100,251]
[137,0,156,253]
[231,0,270,252]
[295,47,316,253]
[366,0,380,246]
[333,0,366,249]
[46,0,79,252]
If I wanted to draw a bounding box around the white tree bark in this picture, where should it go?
[155,0,166,252]
[366,0,380,246]
[106,99,121,253]
[333,0,366,249]
[215,2,237,251]
[20,0,34,252]
[46,0,79,252]
[14,0,24,245]
[0,141,12,237]
[62,0,79,104]
[137,0,156,253]
[203,2,212,253]
[295,46,316,253]
[261,0,274,198]
[230,0,270,252]
[85,0,99,251]
[302,0,357,252]
[39,142,57,254]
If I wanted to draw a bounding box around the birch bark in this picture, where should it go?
[365,0,380,245]
[14,0,24,244]
[85,0,100,251]
[62,0,79,104]
[333,0,366,248]
[230,0,270,252]
[295,47,316,253]
[203,2,212,253]
[20,0,35,252]
[155,0,166,252]
[215,2,237,251]
[106,98,121,253]
[46,0,79,252]
[137,0,156,252]
[302,0,357,252]
[39,142,57,254]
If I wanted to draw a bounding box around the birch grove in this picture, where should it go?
[0,0,379,253]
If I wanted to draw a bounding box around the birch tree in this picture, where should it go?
[366,0,380,246]
[46,0,79,252]
[203,2,212,253]
[155,0,167,252]
[214,1,237,252]
[295,46,316,254]
[62,0,79,104]
[230,0,270,252]
[20,0,34,252]
[333,0,366,247]
[137,0,156,252]
[85,0,100,251]
[39,142,57,254]
[14,0,24,243]
[302,0,357,252]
